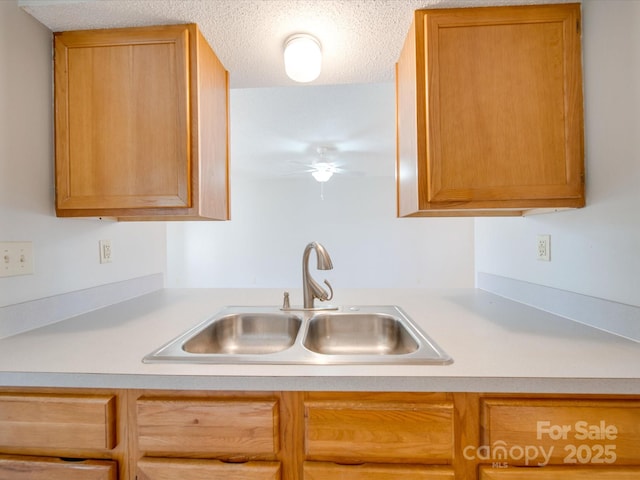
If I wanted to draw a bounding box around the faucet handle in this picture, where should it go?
[320,279,334,302]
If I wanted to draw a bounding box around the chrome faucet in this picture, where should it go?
[302,241,334,309]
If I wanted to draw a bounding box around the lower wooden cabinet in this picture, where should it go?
[137,457,281,480]
[0,392,117,450]
[0,455,117,480]
[304,393,454,464]
[136,396,279,459]
[479,465,640,479]
[2,388,640,480]
[480,398,640,466]
[304,461,455,480]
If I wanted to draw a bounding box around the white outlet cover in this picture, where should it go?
[99,239,112,264]
[537,234,551,261]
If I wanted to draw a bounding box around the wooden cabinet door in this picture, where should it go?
[479,465,640,479]
[137,458,280,480]
[0,455,117,480]
[54,24,229,220]
[304,461,454,480]
[481,398,640,466]
[304,393,454,464]
[0,393,117,450]
[397,3,584,216]
[55,25,192,211]
[136,397,279,459]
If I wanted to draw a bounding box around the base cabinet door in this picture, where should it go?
[303,461,454,480]
[479,465,640,479]
[137,458,281,480]
[0,455,117,480]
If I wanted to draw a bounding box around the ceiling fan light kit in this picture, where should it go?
[311,163,336,183]
[283,33,322,82]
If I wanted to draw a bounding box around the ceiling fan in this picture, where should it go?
[287,146,363,182]
[284,145,365,199]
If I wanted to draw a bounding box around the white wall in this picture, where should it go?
[167,84,475,290]
[0,0,167,307]
[475,0,640,307]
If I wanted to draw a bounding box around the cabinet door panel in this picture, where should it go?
[304,461,454,480]
[0,455,117,480]
[481,399,640,466]
[305,400,453,463]
[137,397,279,458]
[137,457,280,480]
[0,393,116,450]
[396,3,584,216]
[480,465,640,479]
[55,26,190,210]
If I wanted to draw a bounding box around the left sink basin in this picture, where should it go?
[183,313,302,354]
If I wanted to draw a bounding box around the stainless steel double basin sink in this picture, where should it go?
[143,305,452,365]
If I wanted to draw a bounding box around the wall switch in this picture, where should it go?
[0,241,34,277]
[99,240,112,264]
[537,234,551,261]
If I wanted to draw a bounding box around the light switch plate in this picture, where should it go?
[0,241,34,277]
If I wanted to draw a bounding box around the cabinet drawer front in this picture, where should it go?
[137,398,279,457]
[0,394,116,450]
[479,465,640,479]
[305,402,453,463]
[304,461,454,480]
[0,455,117,480]
[481,399,640,466]
[137,457,280,480]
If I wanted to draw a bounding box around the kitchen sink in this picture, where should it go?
[143,305,452,365]
[183,313,301,354]
[303,313,419,355]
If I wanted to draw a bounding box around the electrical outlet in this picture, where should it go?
[0,241,34,277]
[537,234,551,261]
[99,240,112,264]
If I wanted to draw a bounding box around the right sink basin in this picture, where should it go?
[303,312,419,355]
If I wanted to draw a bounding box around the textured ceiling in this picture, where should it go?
[20,0,575,89]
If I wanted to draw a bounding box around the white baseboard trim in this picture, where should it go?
[0,273,164,339]
[477,272,640,343]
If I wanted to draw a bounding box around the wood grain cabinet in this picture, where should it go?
[54,24,229,220]
[0,455,117,480]
[303,392,456,479]
[478,397,640,479]
[396,3,585,216]
[0,391,123,479]
[133,393,282,480]
[4,389,640,480]
[479,465,640,479]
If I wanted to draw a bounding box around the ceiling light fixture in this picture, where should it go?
[311,163,335,183]
[284,34,322,83]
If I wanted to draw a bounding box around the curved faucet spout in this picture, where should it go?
[302,242,334,309]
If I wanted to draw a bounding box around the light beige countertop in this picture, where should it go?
[1,288,639,393]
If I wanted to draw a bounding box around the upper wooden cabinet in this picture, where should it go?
[396,3,585,217]
[54,24,229,220]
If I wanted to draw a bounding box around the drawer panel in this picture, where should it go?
[479,465,640,479]
[137,457,280,480]
[305,401,454,463]
[137,397,279,457]
[0,455,117,480]
[481,399,640,466]
[304,461,454,480]
[0,393,117,450]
